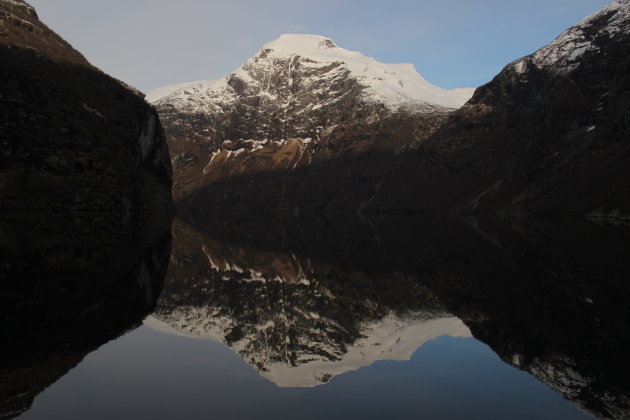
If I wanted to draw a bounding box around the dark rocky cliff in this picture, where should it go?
[370,0,630,217]
[0,0,173,213]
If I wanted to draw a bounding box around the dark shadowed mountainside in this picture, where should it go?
[0,0,173,214]
[370,0,630,218]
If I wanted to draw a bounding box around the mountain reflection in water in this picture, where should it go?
[150,217,474,388]
[2,212,629,419]
[156,213,630,418]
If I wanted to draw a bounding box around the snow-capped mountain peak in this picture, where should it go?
[257,33,473,109]
[148,34,474,110]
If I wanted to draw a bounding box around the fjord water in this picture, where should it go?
[3,214,629,419]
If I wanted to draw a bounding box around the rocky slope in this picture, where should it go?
[150,34,473,211]
[0,0,173,213]
[370,0,630,217]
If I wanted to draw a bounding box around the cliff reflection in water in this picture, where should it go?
[154,213,630,419]
[0,212,172,420]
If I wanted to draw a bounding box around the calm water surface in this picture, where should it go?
[16,329,589,420]
[2,213,629,419]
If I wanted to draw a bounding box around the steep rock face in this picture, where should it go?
[371,0,630,217]
[0,0,172,212]
[151,34,473,211]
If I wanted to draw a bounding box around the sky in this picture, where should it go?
[28,0,610,93]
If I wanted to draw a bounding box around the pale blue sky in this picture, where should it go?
[28,0,609,93]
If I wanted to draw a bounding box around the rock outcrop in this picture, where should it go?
[0,0,173,213]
